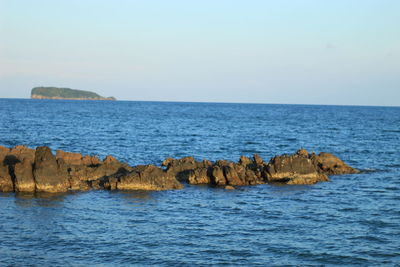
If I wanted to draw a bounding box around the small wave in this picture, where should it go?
[382,129,400,133]
[385,164,400,168]
[244,141,260,145]
[241,150,262,153]
[359,168,381,173]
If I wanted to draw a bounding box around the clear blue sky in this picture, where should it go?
[0,0,399,106]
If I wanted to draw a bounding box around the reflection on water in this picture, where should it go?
[14,192,67,208]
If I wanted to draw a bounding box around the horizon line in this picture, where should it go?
[1,97,399,108]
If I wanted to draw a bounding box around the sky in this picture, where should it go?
[0,0,399,106]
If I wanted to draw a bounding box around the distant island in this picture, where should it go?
[31,87,116,100]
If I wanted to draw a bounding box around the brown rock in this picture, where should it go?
[33,146,69,192]
[266,153,328,185]
[223,165,243,186]
[103,155,119,164]
[9,145,35,163]
[14,158,35,192]
[224,185,235,190]
[56,150,83,165]
[187,168,210,185]
[253,154,264,165]
[116,165,183,190]
[163,156,212,182]
[210,166,226,185]
[239,155,252,166]
[244,169,262,185]
[0,146,10,161]
[215,160,230,167]
[311,152,359,175]
[0,163,13,192]
[286,174,329,185]
[82,155,101,166]
[296,148,309,158]
[163,156,197,171]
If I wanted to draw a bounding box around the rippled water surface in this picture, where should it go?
[1,99,400,266]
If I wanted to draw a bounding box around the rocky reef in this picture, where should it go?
[0,146,359,193]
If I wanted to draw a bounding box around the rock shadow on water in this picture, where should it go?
[13,191,68,208]
[108,189,159,206]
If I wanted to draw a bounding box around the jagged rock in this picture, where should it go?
[0,145,360,192]
[0,146,13,192]
[253,154,264,165]
[210,166,226,185]
[63,152,131,190]
[266,151,329,185]
[311,152,359,175]
[33,146,69,192]
[186,168,210,185]
[14,158,35,192]
[0,146,9,158]
[56,150,83,165]
[82,155,101,166]
[103,155,118,164]
[9,145,35,164]
[223,165,243,186]
[239,155,252,166]
[296,148,309,157]
[164,157,212,182]
[114,165,183,190]
[0,163,13,192]
[56,150,132,191]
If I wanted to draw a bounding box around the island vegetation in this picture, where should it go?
[31,87,116,100]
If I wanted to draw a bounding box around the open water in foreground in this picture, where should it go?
[0,99,399,266]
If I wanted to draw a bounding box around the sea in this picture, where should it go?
[0,98,399,266]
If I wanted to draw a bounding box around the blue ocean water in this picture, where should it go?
[0,98,399,266]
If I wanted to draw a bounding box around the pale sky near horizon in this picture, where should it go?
[0,0,399,106]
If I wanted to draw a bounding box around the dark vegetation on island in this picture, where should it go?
[31,87,116,100]
[0,145,359,193]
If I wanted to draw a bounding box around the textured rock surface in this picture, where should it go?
[0,145,359,193]
[311,152,360,175]
[14,159,35,192]
[114,165,183,190]
[0,163,13,192]
[33,146,70,192]
[265,152,329,184]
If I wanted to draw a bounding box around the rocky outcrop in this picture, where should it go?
[0,145,183,193]
[111,165,183,190]
[34,146,70,193]
[311,152,359,175]
[0,145,359,193]
[265,151,329,184]
[163,149,359,186]
[0,163,13,192]
[14,159,35,192]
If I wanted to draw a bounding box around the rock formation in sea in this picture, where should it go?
[31,87,116,100]
[0,145,359,193]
